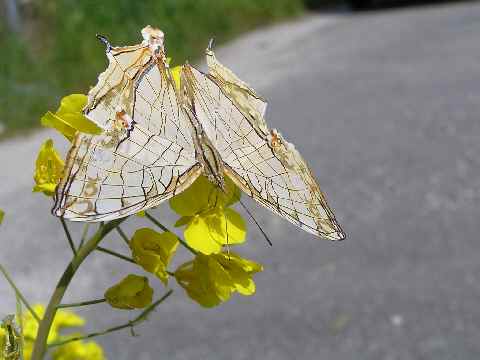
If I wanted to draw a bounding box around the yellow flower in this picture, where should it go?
[32,139,65,196]
[130,228,179,285]
[0,209,4,225]
[170,175,240,216]
[184,208,246,254]
[41,94,102,141]
[52,338,105,360]
[16,304,103,360]
[171,66,182,90]
[22,305,84,343]
[170,175,244,254]
[175,252,263,308]
[105,274,153,309]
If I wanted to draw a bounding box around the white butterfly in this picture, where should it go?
[53,26,345,241]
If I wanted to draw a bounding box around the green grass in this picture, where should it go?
[0,0,304,139]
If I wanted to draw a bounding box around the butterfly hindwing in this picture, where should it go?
[183,55,345,240]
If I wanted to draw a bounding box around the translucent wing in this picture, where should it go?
[53,30,199,221]
[53,130,201,221]
[206,48,268,133]
[182,55,345,240]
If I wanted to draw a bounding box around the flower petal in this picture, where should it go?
[184,216,222,255]
[41,94,102,141]
[33,139,65,197]
[130,228,179,285]
[104,274,153,309]
[169,176,241,216]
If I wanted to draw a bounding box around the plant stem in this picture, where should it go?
[15,291,25,360]
[96,246,136,264]
[116,226,130,247]
[145,211,197,255]
[79,223,90,249]
[57,298,106,309]
[60,218,77,256]
[48,290,173,348]
[0,263,40,323]
[31,218,126,360]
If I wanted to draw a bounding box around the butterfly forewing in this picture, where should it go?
[53,38,200,221]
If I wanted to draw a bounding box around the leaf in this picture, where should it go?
[0,209,4,225]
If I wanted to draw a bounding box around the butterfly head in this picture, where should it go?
[142,25,164,53]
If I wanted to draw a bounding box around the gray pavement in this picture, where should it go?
[1,2,480,359]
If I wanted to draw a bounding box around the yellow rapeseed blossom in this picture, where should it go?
[105,274,153,310]
[52,338,105,360]
[41,94,102,141]
[8,304,104,360]
[175,252,263,308]
[22,305,84,344]
[171,66,182,90]
[170,176,244,254]
[32,139,65,196]
[184,208,246,254]
[130,228,179,285]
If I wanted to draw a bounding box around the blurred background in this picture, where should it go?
[1,0,480,359]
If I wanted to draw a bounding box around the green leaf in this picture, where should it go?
[0,209,4,225]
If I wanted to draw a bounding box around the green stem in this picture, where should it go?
[57,298,106,309]
[116,226,130,247]
[60,218,77,256]
[31,218,126,360]
[145,211,197,255]
[15,292,24,360]
[79,223,90,249]
[48,290,173,348]
[0,263,40,323]
[96,246,136,264]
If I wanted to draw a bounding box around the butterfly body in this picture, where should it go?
[53,26,345,241]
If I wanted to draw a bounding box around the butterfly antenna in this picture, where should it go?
[207,38,215,52]
[96,34,112,52]
[239,198,273,247]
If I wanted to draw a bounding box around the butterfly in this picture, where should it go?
[52,25,345,241]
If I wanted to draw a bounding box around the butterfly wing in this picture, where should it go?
[53,39,200,221]
[182,57,345,240]
[53,130,201,221]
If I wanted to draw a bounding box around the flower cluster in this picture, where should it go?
[175,252,263,307]
[0,305,105,360]
[34,92,263,313]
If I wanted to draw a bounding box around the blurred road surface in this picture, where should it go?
[1,2,480,359]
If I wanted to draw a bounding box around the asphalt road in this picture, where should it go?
[1,2,480,359]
